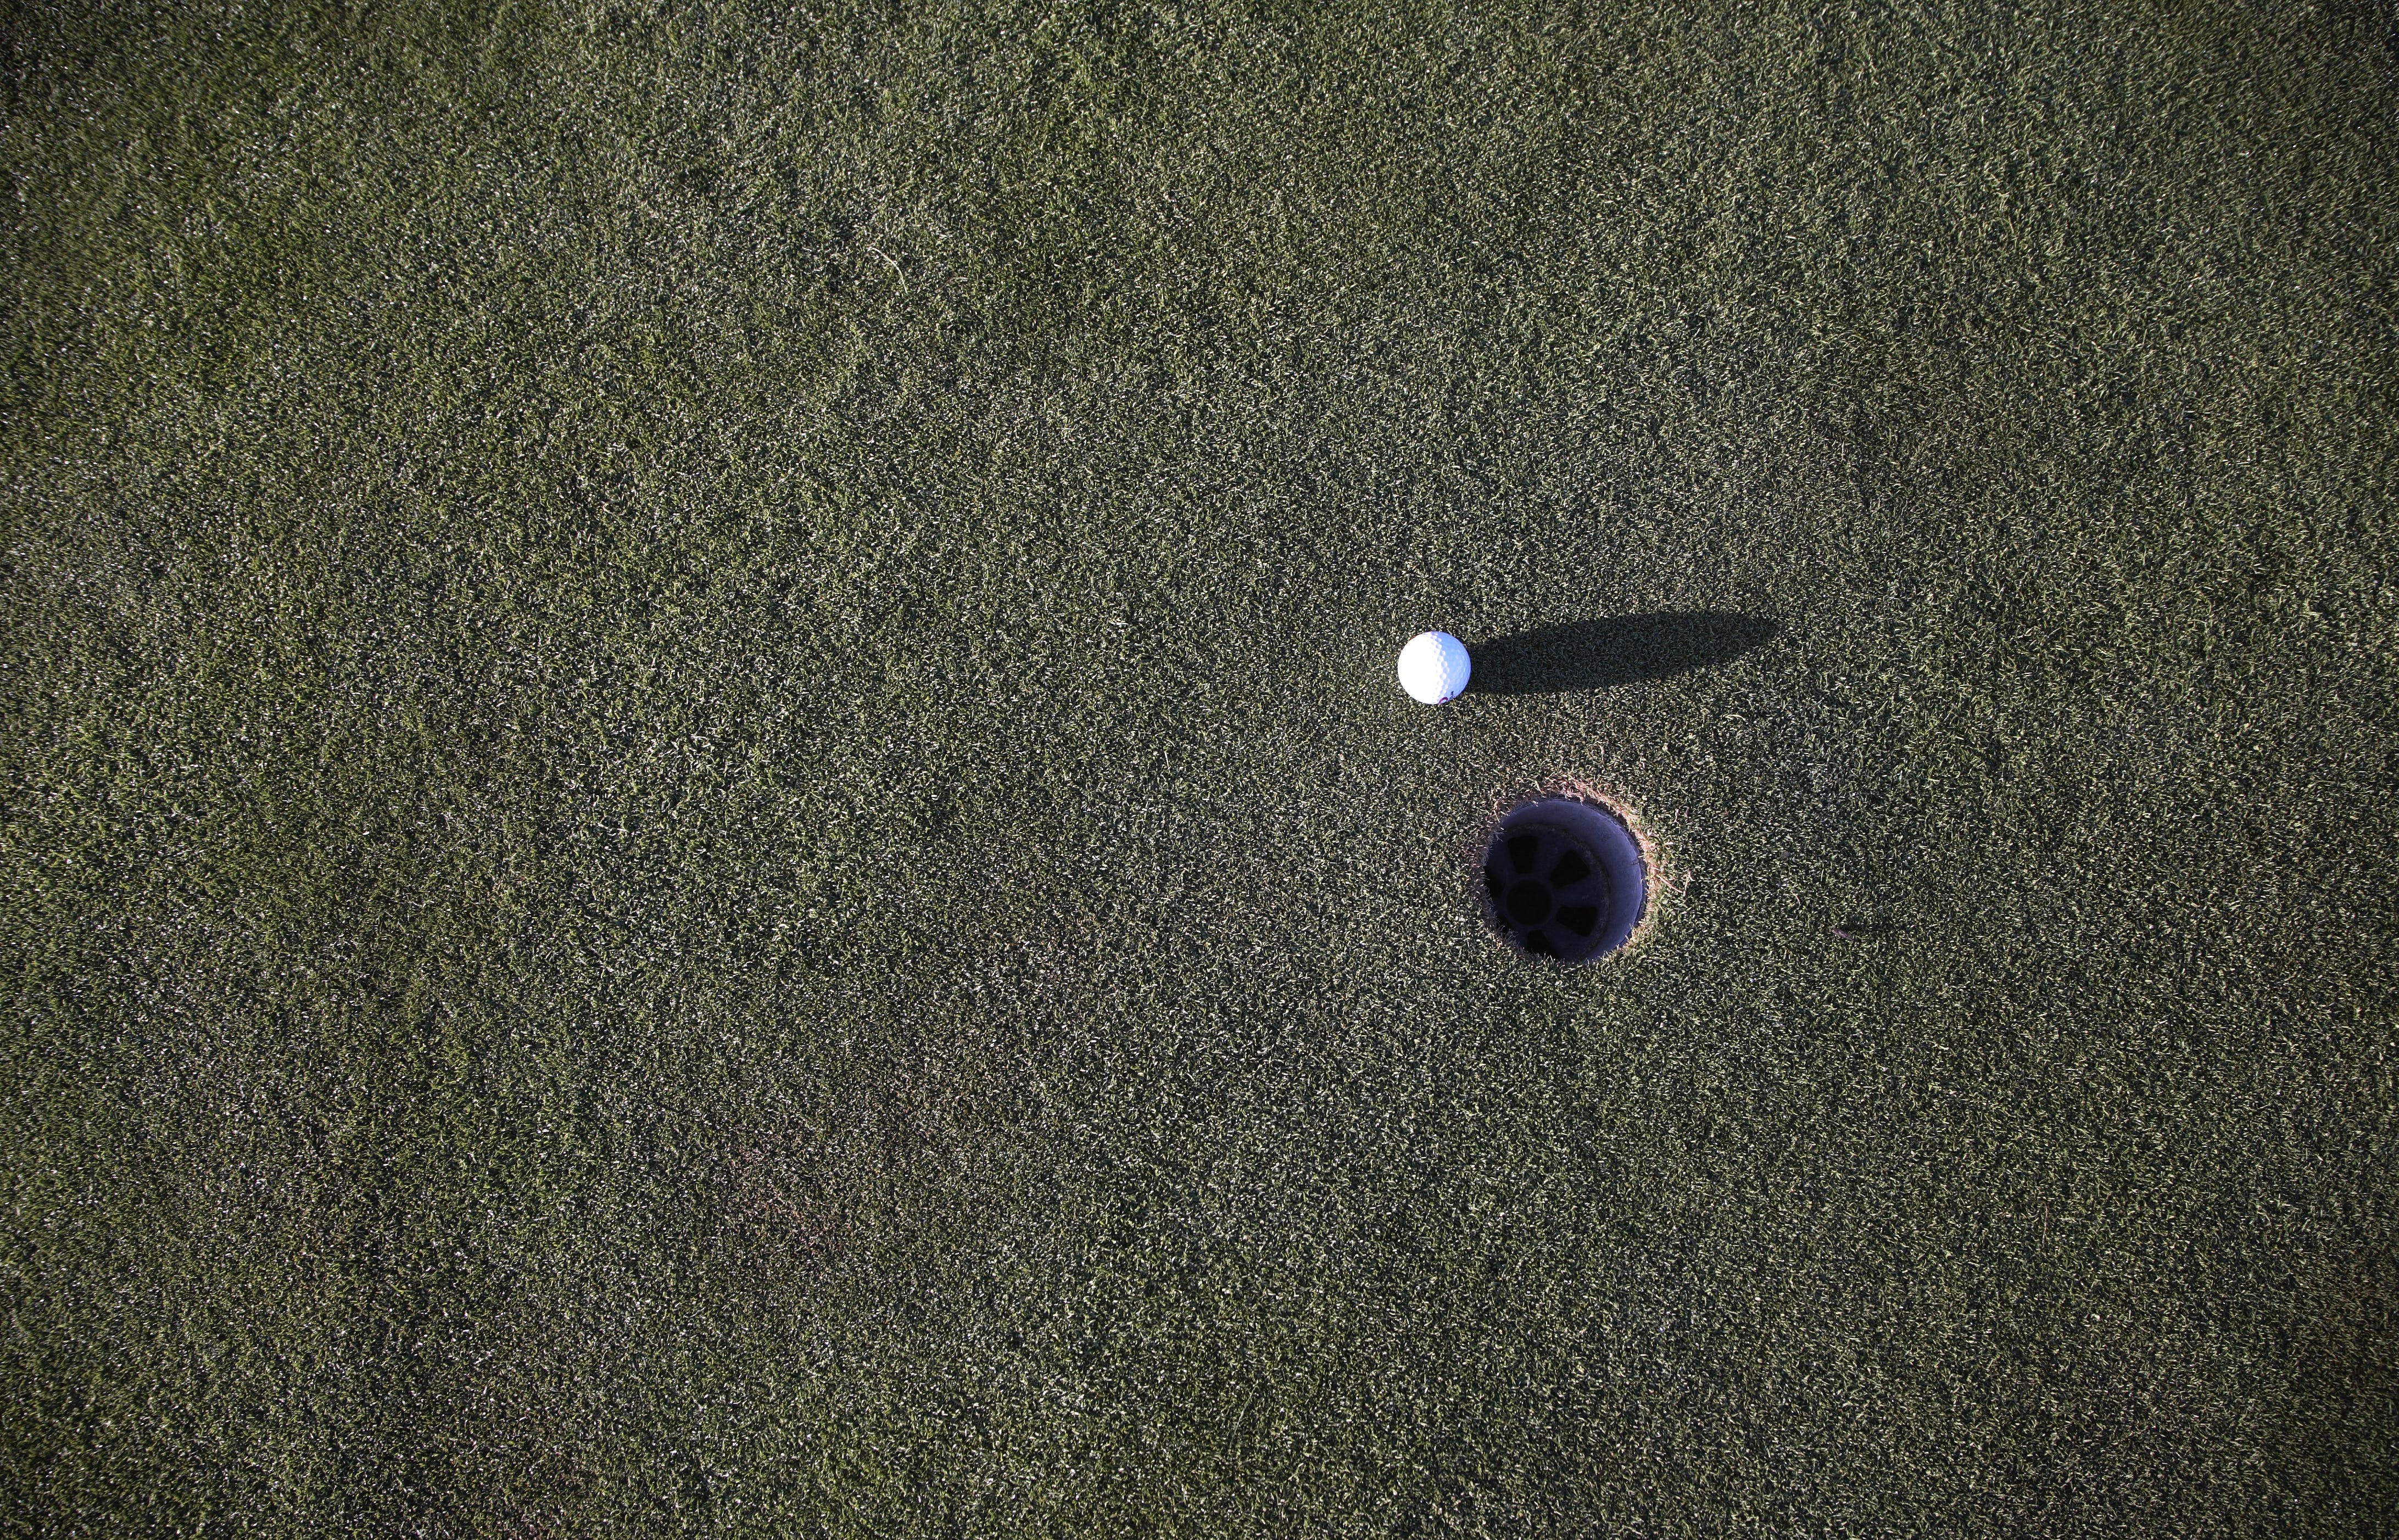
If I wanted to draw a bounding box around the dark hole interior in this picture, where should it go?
[1482,805,1637,963]
[1505,881,1553,924]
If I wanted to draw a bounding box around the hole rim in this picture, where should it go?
[1477,793,1649,964]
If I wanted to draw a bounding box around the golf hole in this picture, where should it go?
[1480,795,1648,963]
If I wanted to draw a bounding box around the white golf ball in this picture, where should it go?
[1398,630,1471,704]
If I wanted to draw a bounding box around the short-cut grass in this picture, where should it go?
[4,1,2395,1533]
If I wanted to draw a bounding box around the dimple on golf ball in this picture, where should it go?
[1398,631,1471,704]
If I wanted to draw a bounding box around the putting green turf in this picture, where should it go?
[5,1,2396,1531]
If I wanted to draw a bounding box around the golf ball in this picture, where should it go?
[1398,630,1472,704]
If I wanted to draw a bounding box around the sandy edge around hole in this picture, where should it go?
[1461,776,1681,963]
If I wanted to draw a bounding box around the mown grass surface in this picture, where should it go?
[4,1,2396,1533]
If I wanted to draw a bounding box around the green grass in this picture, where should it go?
[4,1,2396,1532]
